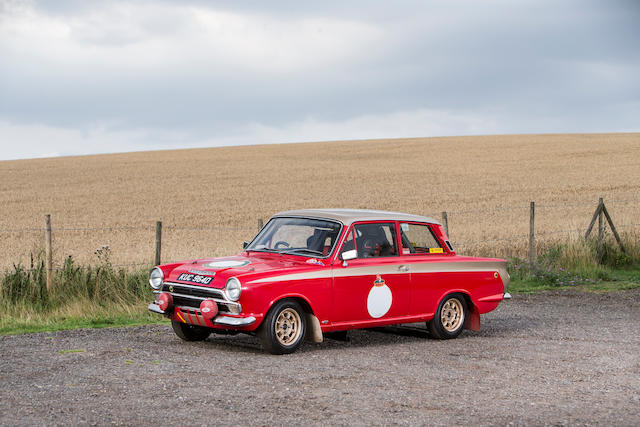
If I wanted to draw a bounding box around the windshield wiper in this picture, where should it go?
[278,248,325,257]
[246,247,279,253]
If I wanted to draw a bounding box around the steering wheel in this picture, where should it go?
[274,241,290,249]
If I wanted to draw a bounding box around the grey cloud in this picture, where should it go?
[1,0,639,159]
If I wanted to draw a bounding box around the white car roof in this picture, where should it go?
[273,209,440,226]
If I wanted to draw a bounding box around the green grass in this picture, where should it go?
[0,250,168,336]
[507,274,640,294]
[504,233,640,294]
[0,308,168,336]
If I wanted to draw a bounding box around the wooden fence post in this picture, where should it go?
[585,198,626,259]
[155,221,162,266]
[45,214,53,291]
[597,197,603,263]
[601,203,626,254]
[441,211,449,238]
[258,218,264,230]
[529,202,535,265]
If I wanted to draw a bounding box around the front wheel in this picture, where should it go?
[171,320,211,341]
[258,300,307,354]
[427,293,467,339]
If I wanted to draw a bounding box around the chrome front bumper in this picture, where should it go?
[148,302,165,314]
[148,303,256,326]
[503,292,512,300]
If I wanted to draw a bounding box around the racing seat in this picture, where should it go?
[306,229,326,253]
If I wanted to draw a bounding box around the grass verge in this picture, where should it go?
[507,274,640,294]
[506,236,640,294]
[0,250,168,336]
[0,303,168,336]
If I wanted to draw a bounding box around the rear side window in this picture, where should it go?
[399,223,443,254]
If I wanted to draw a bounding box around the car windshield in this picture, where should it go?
[247,217,342,258]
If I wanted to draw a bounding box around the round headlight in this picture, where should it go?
[225,277,242,301]
[149,267,164,290]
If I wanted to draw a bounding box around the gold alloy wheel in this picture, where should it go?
[275,308,302,346]
[441,298,464,332]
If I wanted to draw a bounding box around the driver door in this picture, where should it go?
[331,222,410,325]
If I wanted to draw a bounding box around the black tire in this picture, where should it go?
[258,299,307,355]
[171,320,211,341]
[427,293,467,339]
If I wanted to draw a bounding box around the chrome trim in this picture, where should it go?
[503,292,512,300]
[148,303,165,314]
[171,292,242,310]
[170,292,210,301]
[214,316,256,326]
[160,281,242,312]
[163,281,225,297]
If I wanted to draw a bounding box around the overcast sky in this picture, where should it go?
[1,0,638,160]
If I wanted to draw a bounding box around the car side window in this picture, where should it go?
[354,223,398,258]
[341,228,356,253]
[399,223,443,254]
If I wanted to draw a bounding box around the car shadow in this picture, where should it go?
[186,315,533,355]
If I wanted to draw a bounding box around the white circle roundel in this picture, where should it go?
[367,275,392,318]
[204,260,250,269]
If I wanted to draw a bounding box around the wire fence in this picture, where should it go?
[1,197,638,272]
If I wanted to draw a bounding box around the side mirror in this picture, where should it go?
[340,249,357,266]
[243,241,249,249]
[341,249,357,261]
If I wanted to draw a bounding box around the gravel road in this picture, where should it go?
[1,289,639,426]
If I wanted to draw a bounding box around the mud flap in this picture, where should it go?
[305,313,323,343]
[464,303,481,331]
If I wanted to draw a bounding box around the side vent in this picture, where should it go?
[445,240,454,251]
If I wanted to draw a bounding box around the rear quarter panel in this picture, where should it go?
[408,256,508,316]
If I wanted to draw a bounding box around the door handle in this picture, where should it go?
[398,265,409,272]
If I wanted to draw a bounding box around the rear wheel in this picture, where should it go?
[259,300,306,354]
[171,320,211,341]
[427,293,467,339]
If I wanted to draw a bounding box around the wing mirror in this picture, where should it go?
[243,241,249,249]
[340,249,357,267]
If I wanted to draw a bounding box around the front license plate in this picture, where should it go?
[177,273,213,285]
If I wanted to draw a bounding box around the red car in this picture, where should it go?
[148,209,511,354]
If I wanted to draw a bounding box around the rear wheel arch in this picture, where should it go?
[458,292,481,331]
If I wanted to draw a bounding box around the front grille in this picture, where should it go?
[172,294,202,309]
[161,282,236,313]
[161,283,225,299]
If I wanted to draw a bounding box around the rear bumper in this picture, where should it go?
[148,303,257,327]
[503,292,512,300]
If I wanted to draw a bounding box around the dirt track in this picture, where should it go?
[1,289,639,426]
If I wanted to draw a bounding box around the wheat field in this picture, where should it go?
[0,133,638,270]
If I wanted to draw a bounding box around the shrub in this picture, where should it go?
[0,251,152,313]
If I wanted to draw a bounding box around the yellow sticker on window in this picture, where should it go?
[429,248,444,254]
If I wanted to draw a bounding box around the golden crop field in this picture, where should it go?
[0,133,638,270]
